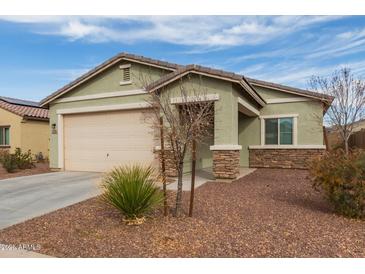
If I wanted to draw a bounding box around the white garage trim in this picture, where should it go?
[57,114,64,169]
[56,102,153,169]
[56,102,151,115]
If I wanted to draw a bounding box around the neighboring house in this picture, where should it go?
[327,119,365,149]
[40,52,333,179]
[0,96,49,158]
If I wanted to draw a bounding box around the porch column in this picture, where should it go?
[210,93,241,179]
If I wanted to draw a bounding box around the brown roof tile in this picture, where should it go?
[0,99,49,119]
[246,77,334,102]
[40,52,182,106]
[145,64,266,106]
[40,52,333,106]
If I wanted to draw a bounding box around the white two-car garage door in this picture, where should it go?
[63,109,157,172]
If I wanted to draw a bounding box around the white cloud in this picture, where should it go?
[1,15,361,92]
[240,59,365,88]
[42,20,118,42]
[0,15,342,47]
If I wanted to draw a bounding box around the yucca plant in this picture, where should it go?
[101,165,163,225]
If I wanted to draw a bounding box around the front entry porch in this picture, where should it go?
[209,94,261,179]
[166,167,257,191]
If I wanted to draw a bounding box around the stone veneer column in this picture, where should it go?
[211,145,242,179]
[154,148,178,177]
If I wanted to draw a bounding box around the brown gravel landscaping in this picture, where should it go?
[0,169,364,257]
[0,162,51,180]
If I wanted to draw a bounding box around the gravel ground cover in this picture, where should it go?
[0,169,364,257]
[0,162,51,180]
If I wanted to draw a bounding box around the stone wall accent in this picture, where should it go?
[249,148,325,169]
[212,150,240,179]
[155,149,178,177]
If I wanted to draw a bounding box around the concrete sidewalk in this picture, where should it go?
[166,167,256,191]
[0,249,52,258]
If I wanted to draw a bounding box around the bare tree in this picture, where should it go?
[146,75,214,217]
[309,68,365,154]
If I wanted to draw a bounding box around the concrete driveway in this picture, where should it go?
[0,172,101,230]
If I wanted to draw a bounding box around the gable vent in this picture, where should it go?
[123,67,130,82]
[119,64,132,85]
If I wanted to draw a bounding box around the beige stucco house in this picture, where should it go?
[40,52,333,179]
[0,97,49,158]
[327,119,365,149]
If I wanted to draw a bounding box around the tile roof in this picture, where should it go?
[40,52,182,106]
[40,51,333,106]
[0,97,49,119]
[146,64,244,91]
[145,64,266,106]
[0,96,40,107]
[246,77,334,102]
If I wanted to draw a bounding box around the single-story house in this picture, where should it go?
[40,52,333,179]
[327,119,365,150]
[0,96,49,158]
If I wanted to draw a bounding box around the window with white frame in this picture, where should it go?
[264,117,294,145]
[0,126,10,146]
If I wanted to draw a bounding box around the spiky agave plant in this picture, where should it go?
[101,165,163,225]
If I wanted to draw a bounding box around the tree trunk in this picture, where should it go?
[345,138,349,155]
[189,140,196,217]
[174,162,184,217]
[159,117,168,217]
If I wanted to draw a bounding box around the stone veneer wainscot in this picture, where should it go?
[249,148,325,169]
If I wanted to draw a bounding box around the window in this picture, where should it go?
[0,127,10,146]
[264,117,293,145]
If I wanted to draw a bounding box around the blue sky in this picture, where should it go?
[0,15,364,101]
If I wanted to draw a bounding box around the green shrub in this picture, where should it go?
[14,148,34,169]
[0,148,34,173]
[101,165,163,224]
[309,149,365,218]
[2,153,17,173]
[0,149,9,163]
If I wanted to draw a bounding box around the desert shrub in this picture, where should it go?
[101,165,163,224]
[0,148,34,172]
[309,149,365,218]
[14,148,34,169]
[2,153,17,173]
[0,149,10,163]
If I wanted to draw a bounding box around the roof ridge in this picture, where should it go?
[145,63,266,107]
[40,51,182,106]
[40,51,334,106]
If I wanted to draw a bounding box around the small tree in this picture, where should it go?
[309,68,365,154]
[147,75,214,217]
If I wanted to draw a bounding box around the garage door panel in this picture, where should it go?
[63,109,157,172]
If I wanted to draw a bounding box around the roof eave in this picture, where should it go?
[23,115,49,121]
[248,80,332,102]
[147,68,266,107]
[40,53,180,107]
